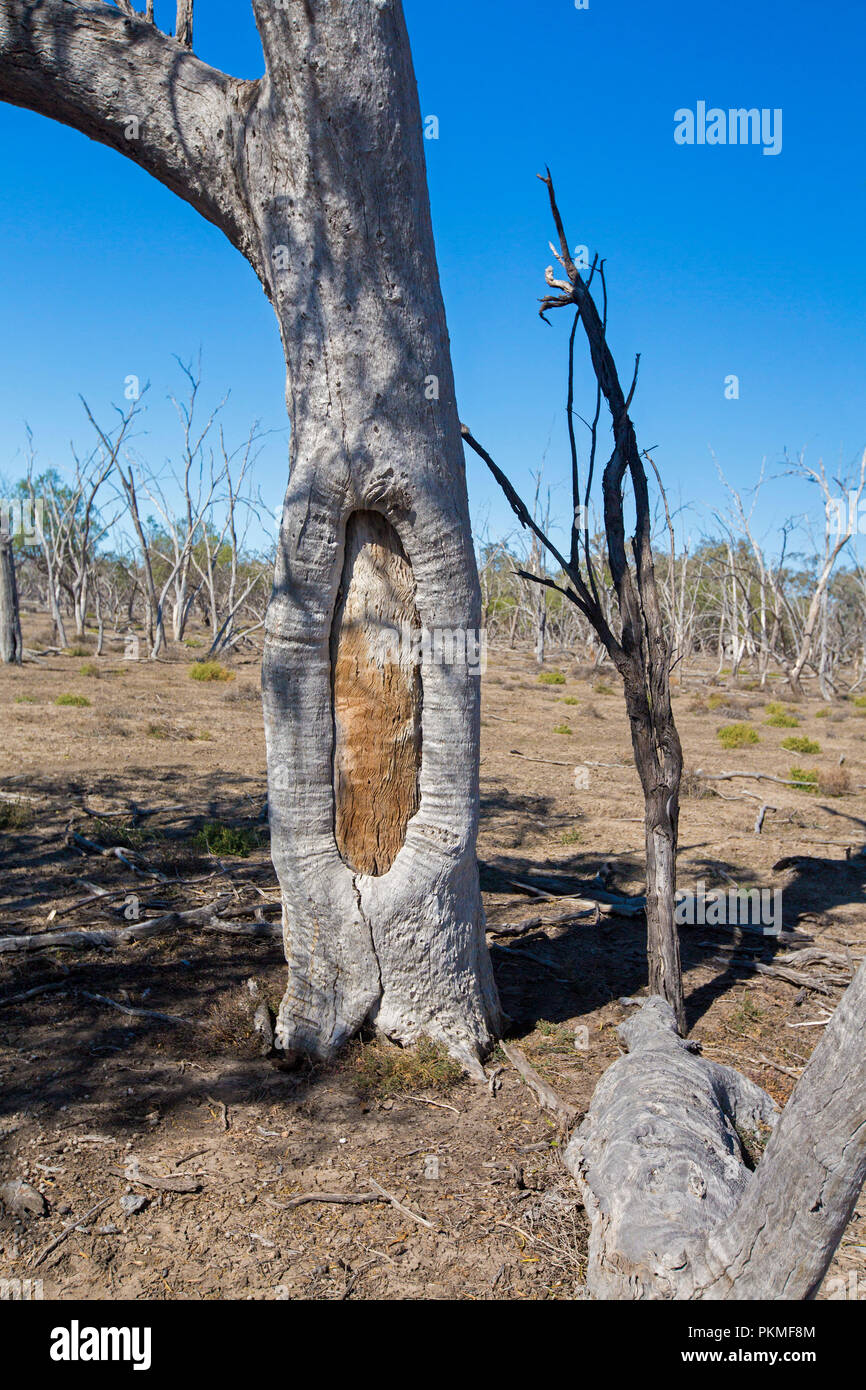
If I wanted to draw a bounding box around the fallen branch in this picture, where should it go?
[710,955,836,995]
[0,897,283,955]
[500,1042,578,1124]
[77,989,198,1026]
[281,1191,383,1209]
[367,1178,436,1230]
[31,1197,114,1269]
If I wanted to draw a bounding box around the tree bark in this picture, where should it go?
[0,533,23,664]
[567,963,866,1298]
[0,0,501,1068]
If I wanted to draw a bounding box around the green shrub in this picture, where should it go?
[765,711,799,728]
[54,693,90,707]
[183,638,205,649]
[538,669,566,685]
[781,736,820,755]
[849,695,866,708]
[192,822,261,857]
[815,708,829,719]
[789,766,819,793]
[14,695,36,704]
[716,723,759,749]
[553,723,573,736]
[79,662,100,678]
[64,644,90,657]
[592,680,614,696]
[189,661,233,683]
[561,696,579,706]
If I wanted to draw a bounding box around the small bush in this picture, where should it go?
[224,685,261,704]
[789,766,819,793]
[818,767,850,797]
[561,696,579,706]
[681,771,718,799]
[815,708,829,719]
[349,1036,462,1099]
[538,670,566,685]
[560,827,583,845]
[203,987,277,1059]
[0,801,32,830]
[183,638,205,649]
[64,644,90,657]
[717,723,759,749]
[729,994,763,1033]
[192,822,262,857]
[849,695,866,708]
[781,736,820,755]
[14,695,36,705]
[79,662,100,678]
[553,723,573,736]
[707,692,726,710]
[592,680,614,696]
[55,693,90,707]
[189,661,233,683]
[765,711,799,728]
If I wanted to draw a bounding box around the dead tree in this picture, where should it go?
[0,526,23,665]
[0,0,499,1069]
[463,172,685,1030]
[567,957,866,1298]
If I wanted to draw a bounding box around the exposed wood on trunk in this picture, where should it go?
[331,511,421,876]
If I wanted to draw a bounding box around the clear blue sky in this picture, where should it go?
[1,0,864,560]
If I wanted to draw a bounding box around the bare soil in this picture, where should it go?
[1,624,864,1300]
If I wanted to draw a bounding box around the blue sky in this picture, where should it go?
[1,0,864,562]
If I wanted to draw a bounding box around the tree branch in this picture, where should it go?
[0,0,255,258]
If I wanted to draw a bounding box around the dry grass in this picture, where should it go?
[348,1036,463,1099]
[0,801,32,830]
[818,767,851,797]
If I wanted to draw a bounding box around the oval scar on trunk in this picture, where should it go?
[331,510,422,875]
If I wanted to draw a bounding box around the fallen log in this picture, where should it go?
[0,899,281,954]
[565,959,866,1298]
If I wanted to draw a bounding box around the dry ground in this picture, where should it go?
[1,620,864,1300]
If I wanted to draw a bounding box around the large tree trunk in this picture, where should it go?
[0,0,501,1070]
[0,534,24,665]
[567,960,866,1298]
[255,5,500,1067]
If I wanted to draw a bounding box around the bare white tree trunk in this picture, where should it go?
[567,960,866,1298]
[0,0,500,1068]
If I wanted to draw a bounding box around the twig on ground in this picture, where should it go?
[31,1197,114,1268]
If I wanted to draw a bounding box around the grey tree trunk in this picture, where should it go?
[567,961,866,1298]
[0,0,500,1069]
[0,534,23,665]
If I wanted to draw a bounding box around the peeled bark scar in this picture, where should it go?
[331,511,422,876]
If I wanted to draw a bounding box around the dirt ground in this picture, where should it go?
[1,620,864,1301]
